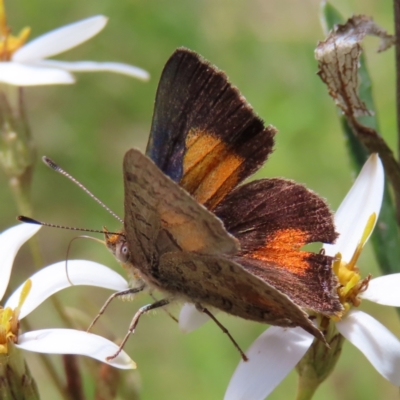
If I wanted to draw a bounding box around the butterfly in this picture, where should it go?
[105,48,342,357]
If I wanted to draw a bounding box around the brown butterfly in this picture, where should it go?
[104,48,342,359]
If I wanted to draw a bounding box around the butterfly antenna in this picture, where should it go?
[64,235,106,285]
[42,156,123,223]
[17,216,124,236]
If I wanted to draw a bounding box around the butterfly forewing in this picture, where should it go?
[146,48,276,210]
[123,148,238,273]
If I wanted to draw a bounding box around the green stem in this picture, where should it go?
[21,320,70,400]
[394,0,400,159]
[295,317,344,400]
[9,171,43,268]
[296,378,318,400]
[0,87,81,399]
[0,342,40,400]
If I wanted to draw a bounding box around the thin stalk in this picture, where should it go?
[21,319,70,400]
[394,0,400,160]
[295,381,318,400]
[0,87,82,399]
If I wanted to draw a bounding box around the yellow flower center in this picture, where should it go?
[332,213,376,319]
[0,0,30,61]
[0,279,31,353]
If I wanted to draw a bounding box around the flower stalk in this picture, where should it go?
[0,85,42,268]
[0,0,36,217]
[295,317,344,400]
[0,85,35,216]
[0,341,40,400]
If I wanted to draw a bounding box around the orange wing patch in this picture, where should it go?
[159,205,216,253]
[180,129,244,210]
[250,228,310,276]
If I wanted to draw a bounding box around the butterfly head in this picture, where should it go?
[104,227,146,287]
[104,227,130,264]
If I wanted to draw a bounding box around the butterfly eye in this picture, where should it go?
[116,242,130,263]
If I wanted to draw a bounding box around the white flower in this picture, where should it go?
[223,154,400,400]
[0,223,135,369]
[0,3,149,86]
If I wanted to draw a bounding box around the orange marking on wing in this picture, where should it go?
[183,129,220,170]
[181,129,243,209]
[158,206,208,252]
[251,228,310,275]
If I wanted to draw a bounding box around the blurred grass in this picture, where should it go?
[1,0,399,399]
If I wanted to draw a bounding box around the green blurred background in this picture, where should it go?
[1,0,398,399]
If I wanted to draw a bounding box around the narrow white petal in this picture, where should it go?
[35,60,150,81]
[336,310,400,385]
[0,62,74,86]
[0,224,41,301]
[360,274,400,306]
[224,327,313,400]
[323,154,384,262]
[13,16,108,62]
[179,303,210,333]
[5,260,129,318]
[17,329,136,369]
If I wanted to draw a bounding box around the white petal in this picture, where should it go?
[0,224,41,301]
[13,16,108,62]
[336,310,400,385]
[360,274,400,306]
[323,154,384,262]
[35,60,150,81]
[0,62,74,86]
[224,327,313,400]
[5,260,129,318]
[17,329,136,369]
[179,303,211,333]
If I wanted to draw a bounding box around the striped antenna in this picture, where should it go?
[17,216,124,236]
[42,156,123,223]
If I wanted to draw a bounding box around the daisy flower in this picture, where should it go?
[0,0,149,86]
[223,154,400,399]
[0,222,135,369]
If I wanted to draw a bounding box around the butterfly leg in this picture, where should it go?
[106,298,170,361]
[149,292,178,323]
[195,303,248,362]
[88,285,146,332]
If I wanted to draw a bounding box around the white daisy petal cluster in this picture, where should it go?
[326,154,400,386]
[0,223,135,369]
[180,154,400,399]
[0,10,149,86]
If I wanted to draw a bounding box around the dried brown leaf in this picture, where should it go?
[315,15,395,117]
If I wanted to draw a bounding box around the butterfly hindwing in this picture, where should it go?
[214,178,342,315]
[146,48,276,210]
[158,252,323,341]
